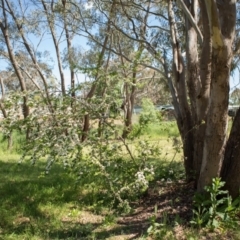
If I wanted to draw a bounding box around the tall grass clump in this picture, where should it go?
[0,131,26,153]
[130,98,179,140]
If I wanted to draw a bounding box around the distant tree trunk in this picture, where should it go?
[41,0,66,96]
[122,81,135,138]
[0,101,12,149]
[0,76,12,149]
[7,131,13,150]
[97,80,108,138]
[82,114,90,142]
[81,0,116,142]
[122,1,150,139]
[0,0,29,140]
[62,0,75,104]
[4,0,54,115]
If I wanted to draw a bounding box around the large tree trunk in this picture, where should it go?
[168,0,195,181]
[193,0,212,185]
[184,0,204,184]
[197,0,236,191]
[220,1,240,198]
[185,0,200,124]
[221,107,240,198]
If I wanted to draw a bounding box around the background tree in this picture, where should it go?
[229,87,240,105]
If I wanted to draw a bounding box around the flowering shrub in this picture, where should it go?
[1,91,160,212]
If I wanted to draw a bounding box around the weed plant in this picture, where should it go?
[191,178,240,230]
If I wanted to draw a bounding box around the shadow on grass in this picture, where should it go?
[80,180,193,239]
[47,224,140,239]
[0,160,80,233]
[0,158,195,239]
[0,159,139,239]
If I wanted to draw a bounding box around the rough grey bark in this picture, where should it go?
[193,0,212,185]
[198,0,236,191]
[185,0,200,124]
[221,107,240,198]
[168,0,194,181]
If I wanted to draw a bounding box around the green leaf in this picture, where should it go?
[216,212,225,220]
[147,225,153,233]
[212,218,219,228]
[209,207,213,215]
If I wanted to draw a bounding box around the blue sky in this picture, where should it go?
[230,71,240,91]
[0,0,239,93]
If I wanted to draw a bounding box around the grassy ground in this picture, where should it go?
[0,122,240,239]
[0,155,115,239]
[1,156,239,240]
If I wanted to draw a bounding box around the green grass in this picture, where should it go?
[0,162,239,240]
[0,131,26,154]
[144,121,180,138]
[0,157,87,239]
[0,122,239,239]
[0,124,183,240]
[0,154,185,239]
[0,159,130,239]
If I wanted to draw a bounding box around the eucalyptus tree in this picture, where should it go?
[38,0,81,98]
[0,0,82,143]
[118,0,151,138]
[144,0,237,194]
[0,0,30,121]
[229,88,240,105]
[1,0,240,198]
[0,0,57,118]
[0,0,87,124]
[170,0,237,194]
[91,0,240,196]
[156,0,238,195]
[60,0,119,141]
[79,0,168,138]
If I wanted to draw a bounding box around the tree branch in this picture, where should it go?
[177,0,203,44]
